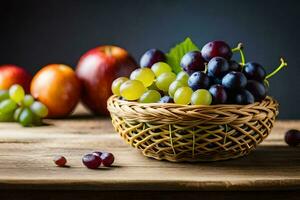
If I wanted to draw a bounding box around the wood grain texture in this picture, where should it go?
[0,105,299,192]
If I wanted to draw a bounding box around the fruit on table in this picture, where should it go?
[18,107,34,126]
[285,129,300,146]
[207,57,230,79]
[31,64,80,118]
[0,99,17,114]
[30,101,48,118]
[139,90,161,103]
[222,71,247,91]
[82,153,102,169]
[201,41,232,61]
[0,90,9,102]
[100,152,115,167]
[191,89,212,105]
[188,71,210,91]
[53,156,67,167]
[130,68,155,87]
[209,84,227,104]
[180,51,205,75]
[120,80,146,100]
[9,84,25,103]
[76,45,138,115]
[22,94,34,107]
[151,62,172,77]
[0,111,14,122]
[0,65,32,93]
[156,72,176,92]
[140,49,166,68]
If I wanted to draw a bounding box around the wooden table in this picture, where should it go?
[0,106,299,200]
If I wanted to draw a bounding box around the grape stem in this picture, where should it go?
[265,58,288,79]
[231,43,245,66]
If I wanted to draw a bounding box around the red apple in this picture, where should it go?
[0,65,32,93]
[31,64,81,118]
[76,46,138,115]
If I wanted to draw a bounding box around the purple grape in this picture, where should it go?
[180,51,205,75]
[246,80,267,101]
[233,89,255,105]
[188,71,210,91]
[100,152,115,167]
[158,96,174,103]
[140,49,166,68]
[82,153,102,169]
[222,71,247,91]
[285,129,300,146]
[201,41,232,61]
[228,60,242,71]
[209,84,227,104]
[207,57,230,79]
[242,62,266,81]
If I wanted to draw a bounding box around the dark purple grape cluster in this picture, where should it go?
[180,40,269,105]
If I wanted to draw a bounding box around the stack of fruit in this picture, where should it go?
[0,84,48,126]
[112,38,287,105]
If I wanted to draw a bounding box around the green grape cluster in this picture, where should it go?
[111,62,212,105]
[0,84,48,126]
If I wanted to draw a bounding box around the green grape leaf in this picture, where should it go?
[166,37,200,74]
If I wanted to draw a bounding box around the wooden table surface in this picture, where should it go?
[0,105,299,200]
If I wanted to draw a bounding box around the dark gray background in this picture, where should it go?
[0,0,299,118]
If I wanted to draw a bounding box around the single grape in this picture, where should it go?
[120,80,146,100]
[201,41,232,61]
[222,71,247,91]
[9,84,25,103]
[140,49,166,68]
[33,114,43,126]
[19,108,34,127]
[139,90,161,103]
[0,90,9,102]
[180,51,205,75]
[174,86,193,105]
[285,129,300,146]
[0,99,17,114]
[111,77,129,96]
[30,101,48,118]
[156,72,176,92]
[130,68,155,87]
[22,95,34,107]
[233,89,255,105]
[100,152,115,167]
[14,107,23,121]
[207,57,230,79]
[53,155,67,167]
[188,71,210,91]
[0,111,14,122]
[158,95,174,103]
[229,60,242,71]
[176,71,189,85]
[82,153,102,169]
[246,80,267,101]
[168,80,185,98]
[209,84,227,104]
[191,89,212,105]
[242,62,266,81]
[151,62,172,77]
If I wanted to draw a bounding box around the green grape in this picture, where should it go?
[139,90,161,103]
[19,108,33,127]
[176,71,189,85]
[33,114,43,126]
[22,95,34,107]
[191,89,212,105]
[120,80,146,100]
[156,72,176,92]
[9,84,25,103]
[0,111,14,122]
[130,68,155,87]
[30,101,48,118]
[111,77,129,96]
[151,62,172,77]
[0,99,17,114]
[174,86,193,105]
[14,107,23,121]
[168,80,185,98]
[0,90,9,102]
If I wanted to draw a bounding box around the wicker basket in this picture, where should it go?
[107,95,279,162]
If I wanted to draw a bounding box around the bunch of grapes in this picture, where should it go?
[112,40,287,105]
[0,84,48,126]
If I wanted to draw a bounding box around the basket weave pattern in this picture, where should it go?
[107,95,279,162]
